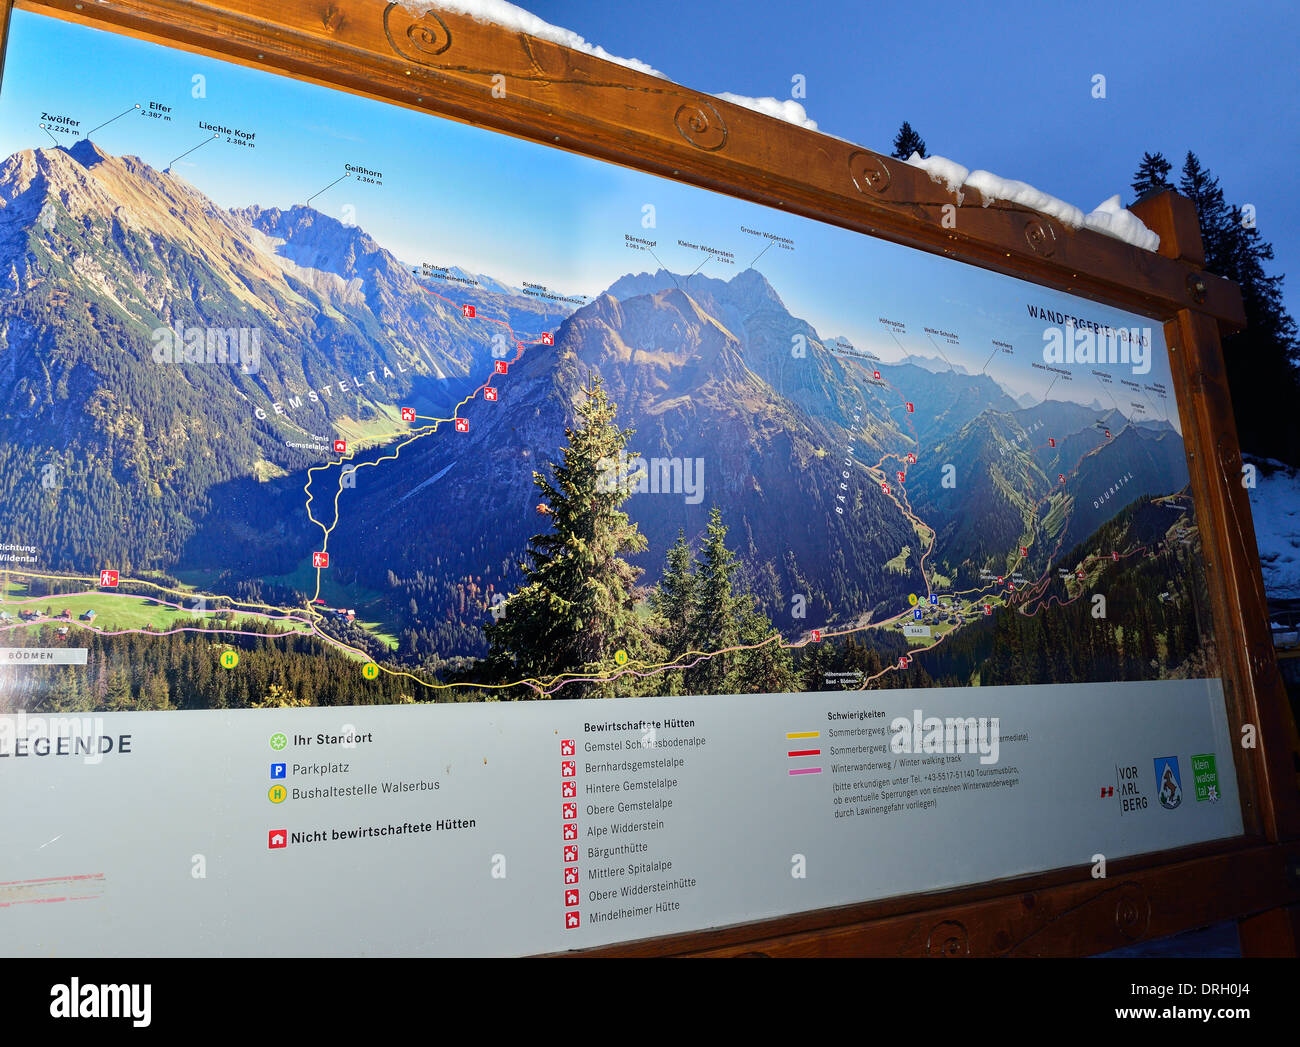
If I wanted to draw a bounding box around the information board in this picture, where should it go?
[0,6,1249,955]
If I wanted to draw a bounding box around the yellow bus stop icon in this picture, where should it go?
[268,785,286,804]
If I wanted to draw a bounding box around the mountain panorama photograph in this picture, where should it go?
[0,15,1219,712]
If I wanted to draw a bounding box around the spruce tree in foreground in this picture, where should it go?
[685,507,744,695]
[890,121,927,161]
[730,599,797,694]
[648,529,696,694]
[484,375,655,694]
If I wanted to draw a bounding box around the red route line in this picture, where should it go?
[1014,540,1178,618]
[308,344,1160,694]
[301,283,546,549]
[417,283,546,407]
[4,299,1173,696]
[860,371,937,602]
[2,897,74,907]
[3,286,552,662]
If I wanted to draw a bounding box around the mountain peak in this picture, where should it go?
[0,142,134,230]
[239,203,376,247]
[236,203,395,284]
[726,266,783,306]
[603,264,784,316]
[66,137,110,169]
[603,268,675,301]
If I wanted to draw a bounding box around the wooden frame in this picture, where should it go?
[4,0,1297,957]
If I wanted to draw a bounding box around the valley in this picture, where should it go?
[0,139,1211,706]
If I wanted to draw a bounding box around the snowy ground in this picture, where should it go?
[1245,455,1300,600]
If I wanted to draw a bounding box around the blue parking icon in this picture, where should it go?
[913,608,922,620]
[929,594,938,605]
[271,763,286,779]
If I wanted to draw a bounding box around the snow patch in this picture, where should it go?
[1246,455,1300,600]
[397,1,665,78]
[1083,194,1161,253]
[963,169,1086,229]
[396,4,826,129]
[903,151,968,197]
[712,93,818,131]
[901,152,1160,251]
[396,4,1162,250]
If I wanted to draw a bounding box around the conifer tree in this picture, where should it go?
[684,507,743,694]
[1130,149,1300,462]
[1178,152,1233,272]
[105,667,132,711]
[729,601,797,694]
[252,683,309,708]
[45,665,85,713]
[650,529,696,659]
[485,375,653,692]
[1178,151,1300,462]
[1130,151,1172,199]
[890,121,927,161]
[648,529,696,695]
[645,507,797,695]
[800,636,830,690]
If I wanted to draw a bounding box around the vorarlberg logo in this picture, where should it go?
[1041,318,1151,375]
[50,978,151,1028]
[151,323,261,373]
[596,451,704,505]
[890,709,1000,764]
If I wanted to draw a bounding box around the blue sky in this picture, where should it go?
[0,6,1180,416]
[526,0,1299,321]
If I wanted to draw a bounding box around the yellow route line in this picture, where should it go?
[16,358,1140,698]
[302,384,485,602]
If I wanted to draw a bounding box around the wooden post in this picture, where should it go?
[1133,191,1300,957]
[1131,190,1300,845]
[1238,903,1300,957]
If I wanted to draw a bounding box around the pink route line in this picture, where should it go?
[0,622,310,641]
[5,588,308,622]
[0,874,104,886]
